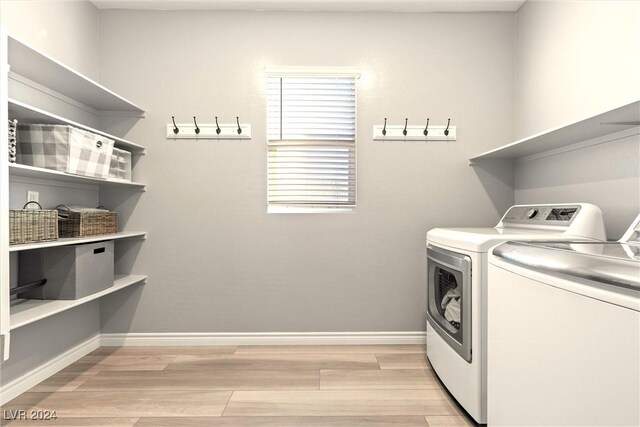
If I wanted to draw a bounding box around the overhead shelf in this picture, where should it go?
[10,275,147,330]
[8,99,146,154]
[469,99,640,164]
[8,34,145,114]
[9,163,147,190]
[9,231,147,252]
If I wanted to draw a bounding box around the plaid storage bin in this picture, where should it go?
[56,205,117,238]
[10,201,58,245]
[8,120,17,163]
[17,124,114,179]
[108,147,132,181]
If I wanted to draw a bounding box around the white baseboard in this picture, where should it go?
[101,331,427,346]
[0,334,100,405]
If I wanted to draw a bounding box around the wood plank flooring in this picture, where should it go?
[2,345,475,426]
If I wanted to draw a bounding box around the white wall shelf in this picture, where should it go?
[9,232,147,252]
[468,99,640,164]
[9,163,147,190]
[8,99,146,154]
[7,35,145,114]
[10,275,147,330]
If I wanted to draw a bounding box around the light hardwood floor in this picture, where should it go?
[2,345,475,427]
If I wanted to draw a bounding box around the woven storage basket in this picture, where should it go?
[10,201,58,245]
[56,205,117,238]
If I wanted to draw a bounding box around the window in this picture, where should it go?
[266,68,359,211]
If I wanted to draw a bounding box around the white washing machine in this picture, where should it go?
[425,203,607,424]
[486,214,640,426]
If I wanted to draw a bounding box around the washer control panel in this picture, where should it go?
[502,205,581,226]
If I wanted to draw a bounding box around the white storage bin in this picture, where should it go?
[108,147,132,181]
[17,124,114,179]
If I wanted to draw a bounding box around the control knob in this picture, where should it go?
[525,208,539,219]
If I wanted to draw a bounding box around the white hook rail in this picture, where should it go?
[373,123,456,141]
[166,122,252,140]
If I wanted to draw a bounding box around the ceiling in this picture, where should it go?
[90,0,527,13]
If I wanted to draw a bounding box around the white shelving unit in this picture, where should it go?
[468,99,640,164]
[9,163,147,190]
[10,275,147,330]
[0,29,148,360]
[9,231,147,252]
[7,35,145,114]
[8,98,146,154]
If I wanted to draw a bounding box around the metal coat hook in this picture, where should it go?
[444,118,451,136]
[403,118,408,136]
[166,118,252,139]
[171,116,179,134]
[193,116,200,135]
[382,118,387,136]
[423,118,430,136]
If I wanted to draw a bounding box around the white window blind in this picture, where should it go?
[267,74,356,209]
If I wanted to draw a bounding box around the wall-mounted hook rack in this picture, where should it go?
[373,119,456,141]
[166,117,252,140]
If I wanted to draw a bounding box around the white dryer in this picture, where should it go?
[425,203,607,424]
[486,214,640,426]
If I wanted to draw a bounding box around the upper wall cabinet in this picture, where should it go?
[468,99,640,164]
[7,34,145,115]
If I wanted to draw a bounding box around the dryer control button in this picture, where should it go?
[525,208,539,219]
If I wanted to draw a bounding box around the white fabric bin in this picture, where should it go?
[17,124,114,179]
[108,147,132,181]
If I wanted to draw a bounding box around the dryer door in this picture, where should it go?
[427,244,472,362]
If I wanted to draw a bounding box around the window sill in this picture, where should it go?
[268,205,355,214]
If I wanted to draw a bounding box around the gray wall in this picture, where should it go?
[1,0,635,392]
[514,130,640,239]
[0,0,635,351]
[97,10,515,333]
[514,0,640,138]
[0,0,99,80]
[0,0,102,386]
[513,0,640,238]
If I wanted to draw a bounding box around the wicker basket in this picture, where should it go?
[10,201,58,245]
[56,205,117,238]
